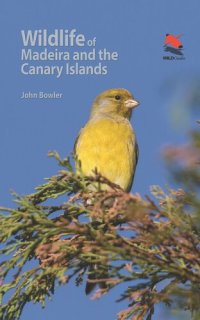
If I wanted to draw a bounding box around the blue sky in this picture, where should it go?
[1,0,200,319]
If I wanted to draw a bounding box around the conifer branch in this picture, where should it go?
[0,132,200,320]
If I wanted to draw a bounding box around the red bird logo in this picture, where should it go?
[164,34,183,49]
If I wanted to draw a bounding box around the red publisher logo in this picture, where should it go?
[165,34,183,49]
[163,33,185,60]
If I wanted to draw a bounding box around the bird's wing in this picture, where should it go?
[73,134,79,157]
[127,139,139,192]
[73,127,84,157]
[135,140,139,166]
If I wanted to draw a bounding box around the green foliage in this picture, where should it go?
[0,133,200,320]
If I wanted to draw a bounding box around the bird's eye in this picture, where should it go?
[115,95,121,100]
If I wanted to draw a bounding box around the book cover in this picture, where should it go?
[1,1,200,319]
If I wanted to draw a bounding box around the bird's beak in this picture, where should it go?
[125,99,140,109]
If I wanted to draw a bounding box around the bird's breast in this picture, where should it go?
[75,118,137,191]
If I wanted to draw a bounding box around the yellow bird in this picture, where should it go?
[74,88,139,192]
[74,88,139,294]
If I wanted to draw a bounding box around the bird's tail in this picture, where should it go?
[85,264,108,295]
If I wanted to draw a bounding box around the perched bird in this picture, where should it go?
[74,88,139,294]
[74,88,139,192]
